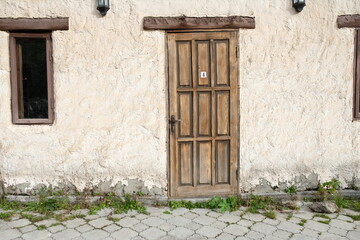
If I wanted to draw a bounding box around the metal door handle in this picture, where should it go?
[169,115,181,132]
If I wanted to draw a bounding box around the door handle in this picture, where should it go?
[169,115,181,133]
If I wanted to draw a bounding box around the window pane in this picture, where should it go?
[16,38,48,119]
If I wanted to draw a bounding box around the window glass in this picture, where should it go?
[16,38,48,119]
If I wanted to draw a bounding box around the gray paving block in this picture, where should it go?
[139,227,166,240]
[118,216,140,227]
[218,213,241,223]
[22,230,51,240]
[168,216,191,227]
[8,218,31,228]
[251,222,277,235]
[19,224,37,233]
[169,226,194,239]
[52,229,81,240]
[82,229,110,240]
[76,224,94,233]
[0,229,22,240]
[193,215,217,225]
[88,217,112,228]
[64,218,86,228]
[142,216,165,227]
[277,221,303,233]
[111,228,138,240]
[196,225,222,238]
[217,232,236,240]
[347,230,360,240]
[47,224,66,233]
[329,219,355,230]
[245,230,265,239]
[223,224,249,236]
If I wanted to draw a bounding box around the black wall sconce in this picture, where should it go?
[97,0,110,16]
[292,0,306,13]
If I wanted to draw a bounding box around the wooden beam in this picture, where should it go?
[337,15,360,28]
[143,16,255,30]
[0,18,69,31]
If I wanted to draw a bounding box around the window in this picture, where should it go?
[355,29,360,119]
[9,32,54,124]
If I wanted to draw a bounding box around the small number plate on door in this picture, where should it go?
[200,72,207,78]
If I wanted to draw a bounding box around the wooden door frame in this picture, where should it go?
[166,29,240,198]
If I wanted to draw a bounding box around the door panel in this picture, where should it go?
[168,31,238,197]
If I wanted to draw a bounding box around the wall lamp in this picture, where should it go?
[292,0,306,13]
[97,0,110,16]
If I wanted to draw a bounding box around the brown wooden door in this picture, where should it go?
[168,31,239,198]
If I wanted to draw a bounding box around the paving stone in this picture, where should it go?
[168,216,191,227]
[193,215,217,225]
[262,236,283,240]
[277,221,303,233]
[34,219,58,227]
[136,213,150,220]
[184,222,202,231]
[8,218,31,228]
[48,224,66,233]
[159,236,177,240]
[22,230,51,240]
[117,216,140,227]
[88,217,112,228]
[242,213,265,222]
[246,230,265,239]
[64,218,86,228]
[337,215,354,222]
[304,219,329,232]
[191,209,210,215]
[217,232,235,240]
[292,212,314,220]
[139,227,166,240]
[223,224,249,236]
[182,212,198,220]
[211,220,228,230]
[263,218,280,226]
[111,228,138,240]
[158,222,176,231]
[272,229,292,239]
[142,216,165,227]
[329,219,355,230]
[132,237,146,240]
[288,216,302,224]
[103,223,120,232]
[347,230,360,240]
[52,229,81,240]
[170,208,189,215]
[131,223,149,232]
[328,226,348,236]
[341,209,359,216]
[19,224,37,233]
[0,229,22,240]
[82,229,109,240]
[218,214,241,223]
[168,226,194,239]
[301,228,320,237]
[234,237,250,240]
[95,208,113,217]
[290,234,317,240]
[318,232,348,240]
[251,222,277,235]
[76,224,94,233]
[187,234,207,240]
[85,215,99,220]
[237,219,254,227]
[196,225,222,238]
[208,211,222,218]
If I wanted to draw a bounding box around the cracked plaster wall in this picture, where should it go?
[0,0,360,195]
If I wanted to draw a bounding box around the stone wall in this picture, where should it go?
[0,0,359,196]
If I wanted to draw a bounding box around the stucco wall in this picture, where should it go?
[0,0,359,196]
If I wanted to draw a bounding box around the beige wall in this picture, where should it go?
[0,0,360,195]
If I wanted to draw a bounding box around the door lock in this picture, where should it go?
[169,115,181,132]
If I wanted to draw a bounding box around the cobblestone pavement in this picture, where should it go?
[1,206,360,240]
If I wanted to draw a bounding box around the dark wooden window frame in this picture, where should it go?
[9,32,54,124]
[2,18,69,125]
[337,15,360,119]
[354,30,360,119]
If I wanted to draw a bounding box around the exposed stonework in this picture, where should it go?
[0,0,360,195]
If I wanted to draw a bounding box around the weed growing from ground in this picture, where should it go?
[284,186,297,195]
[0,212,15,221]
[298,219,307,226]
[317,179,340,201]
[264,211,276,219]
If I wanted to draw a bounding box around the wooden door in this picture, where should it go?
[168,31,239,197]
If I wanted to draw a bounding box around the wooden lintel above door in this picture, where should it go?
[143,16,255,30]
